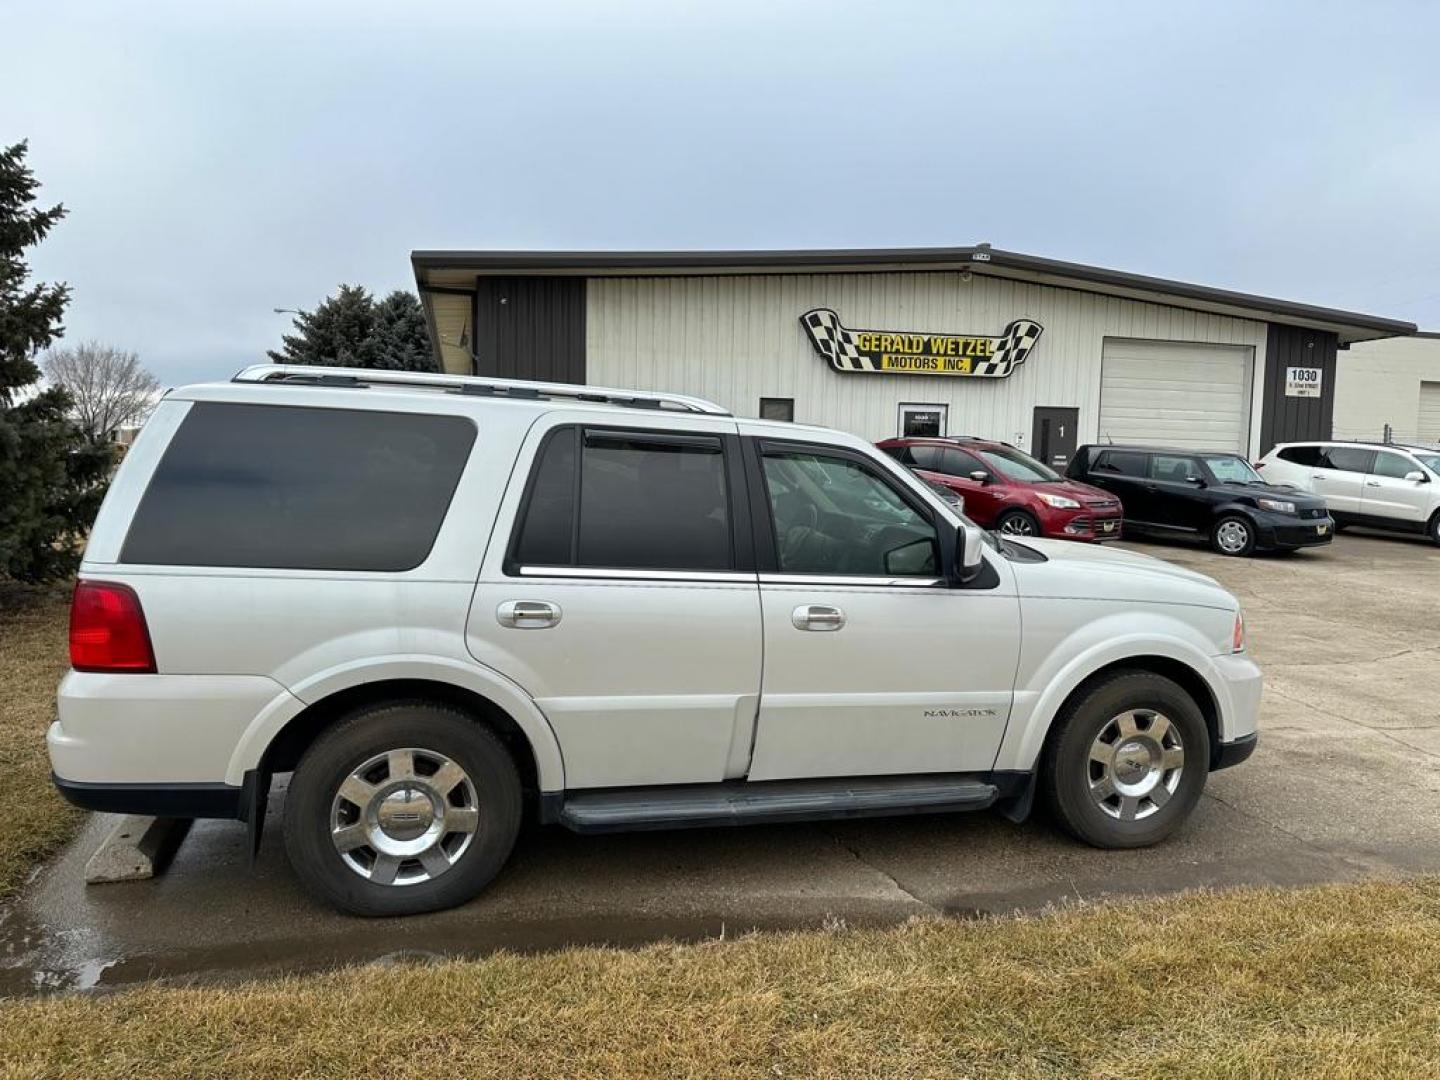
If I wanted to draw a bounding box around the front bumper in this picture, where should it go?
[1050,511,1124,543]
[1255,513,1335,550]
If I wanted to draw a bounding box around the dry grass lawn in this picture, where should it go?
[0,583,78,902]
[1,878,1439,1078]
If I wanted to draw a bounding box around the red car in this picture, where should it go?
[877,436,1123,541]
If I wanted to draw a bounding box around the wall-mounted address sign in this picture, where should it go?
[800,308,1043,379]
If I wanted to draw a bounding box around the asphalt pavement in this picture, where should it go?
[4,529,1440,993]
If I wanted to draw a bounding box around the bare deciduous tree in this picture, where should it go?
[42,341,161,442]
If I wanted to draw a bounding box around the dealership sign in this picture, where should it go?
[800,308,1043,379]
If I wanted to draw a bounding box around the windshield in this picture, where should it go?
[1412,452,1440,475]
[1202,455,1263,484]
[974,446,1061,483]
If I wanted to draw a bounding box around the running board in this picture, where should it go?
[559,775,998,834]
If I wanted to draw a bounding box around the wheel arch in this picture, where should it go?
[996,628,1232,775]
[226,657,565,799]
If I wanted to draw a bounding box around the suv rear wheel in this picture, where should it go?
[1428,511,1440,546]
[283,701,522,916]
[1042,670,1209,848]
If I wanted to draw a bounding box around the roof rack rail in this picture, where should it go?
[231,365,731,415]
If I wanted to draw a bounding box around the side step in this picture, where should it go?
[559,774,998,834]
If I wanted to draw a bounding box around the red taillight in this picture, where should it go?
[70,581,156,673]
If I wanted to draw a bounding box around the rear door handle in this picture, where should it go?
[497,600,561,629]
[792,604,845,631]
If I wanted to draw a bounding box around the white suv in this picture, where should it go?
[51,365,1261,916]
[1257,441,1440,544]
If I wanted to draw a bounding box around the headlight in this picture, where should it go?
[1257,497,1296,514]
[1037,492,1081,509]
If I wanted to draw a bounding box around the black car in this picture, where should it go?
[1067,444,1334,557]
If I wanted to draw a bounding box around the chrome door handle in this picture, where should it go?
[497,600,561,629]
[1365,480,1381,487]
[792,604,845,631]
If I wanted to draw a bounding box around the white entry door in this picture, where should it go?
[1099,339,1253,452]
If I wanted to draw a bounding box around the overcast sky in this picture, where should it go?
[4,0,1438,387]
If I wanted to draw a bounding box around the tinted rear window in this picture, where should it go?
[510,427,733,572]
[1278,445,1322,467]
[121,402,475,571]
[1094,450,1147,477]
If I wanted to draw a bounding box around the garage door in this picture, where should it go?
[1099,339,1253,453]
[1417,382,1440,444]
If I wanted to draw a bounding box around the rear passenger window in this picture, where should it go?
[1094,450,1147,477]
[1149,454,1199,482]
[881,444,917,466]
[1278,445,1323,467]
[511,428,733,572]
[121,403,475,571]
[1318,446,1375,473]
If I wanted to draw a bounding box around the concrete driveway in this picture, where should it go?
[5,529,1440,993]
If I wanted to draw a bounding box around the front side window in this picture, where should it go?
[937,447,984,478]
[121,403,475,571]
[975,446,1060,483]
[511,428,732,572]
[1200,455,1262,484]
[1319,446,1376,473]
[1372,452,1420,479]
[1094,450,1147,477]
[761,450,938,577]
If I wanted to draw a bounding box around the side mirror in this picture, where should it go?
[968,470,990,484]
[1185,475,1206,487]
[1405,470,1427,483]
[955,522,985,585]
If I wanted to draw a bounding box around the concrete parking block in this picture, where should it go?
[84,816,192,884]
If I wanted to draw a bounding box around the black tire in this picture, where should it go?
[996,509,1041,538]
[1041,670,1210,849]
[1427,512,1440,546]
[1210,514,1257,557]
[283,700,522,917]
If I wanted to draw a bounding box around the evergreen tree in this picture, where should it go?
[268,285,436,371]
[0,141,111,583]
[372,290,438,373]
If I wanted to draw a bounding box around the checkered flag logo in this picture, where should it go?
[975,319,1044,376]
[800,309,1044,378]
[800,308,873,371]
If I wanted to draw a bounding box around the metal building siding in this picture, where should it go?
[585,271,1268,450]
[1256,324,1338,454]
[472,277,586,384]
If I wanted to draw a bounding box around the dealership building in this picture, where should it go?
[413,246,1415,465]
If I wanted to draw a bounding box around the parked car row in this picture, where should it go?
[880,434,1440,557]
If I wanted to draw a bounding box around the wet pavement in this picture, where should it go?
[5,530,1440,994]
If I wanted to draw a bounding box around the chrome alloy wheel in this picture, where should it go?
[999,515,1037,536]
[1215,519,1251,554]
[329,748,480,886]
[1086,710,1185,821]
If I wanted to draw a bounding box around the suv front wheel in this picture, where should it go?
[1042,670,1210,849]
[283,700,522,916]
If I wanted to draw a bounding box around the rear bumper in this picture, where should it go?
[52,774,246,819]
[1212,732,1258,771]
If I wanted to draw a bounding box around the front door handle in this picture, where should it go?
[497,600,561,629]
[792,604,845,631]
[1365,480,1381,487]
